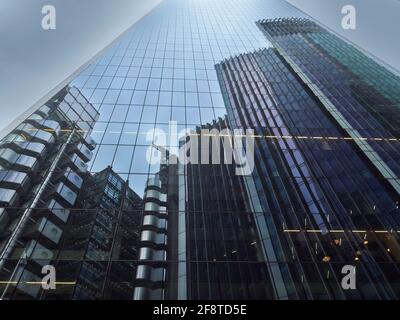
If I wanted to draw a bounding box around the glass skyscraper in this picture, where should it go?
[215,17,400,299]
[1,0,400,300]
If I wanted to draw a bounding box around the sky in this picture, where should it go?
[0,0,161,137]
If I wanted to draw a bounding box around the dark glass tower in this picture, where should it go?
[183,118,272,299]
[215,18,400,299]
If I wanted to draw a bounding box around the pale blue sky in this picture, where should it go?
[0,0,161,135]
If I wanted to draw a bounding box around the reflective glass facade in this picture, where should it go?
[215,18,400,299]
[1,0,400,300]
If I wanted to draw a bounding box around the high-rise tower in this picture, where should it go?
[215,18,400,299]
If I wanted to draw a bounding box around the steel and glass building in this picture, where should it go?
[0,86,100,299]
[1,0,400,300]
[59,166,143,300]
[215,17,400,299]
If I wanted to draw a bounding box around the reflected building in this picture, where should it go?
[181,118,273,299]
[0,87,144,300]
[133,150,172,300]
[0,86,100,299]
[53,166,143,300]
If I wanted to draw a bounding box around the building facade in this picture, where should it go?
[0,86,100,299]
[55,166,143,300]
[182,118,272,299]
[215,18,400,299]
[1,0,400,300]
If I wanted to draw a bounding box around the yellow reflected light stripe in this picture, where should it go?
[283,229,397,234]
[0,281,76,285]
[17,128,400,143]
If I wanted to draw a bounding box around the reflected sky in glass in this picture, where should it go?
[70,0,304,194]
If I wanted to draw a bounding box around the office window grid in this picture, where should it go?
[70,0,303,194]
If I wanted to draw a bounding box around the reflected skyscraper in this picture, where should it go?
[0,86,100,299]
[60,166,143,300]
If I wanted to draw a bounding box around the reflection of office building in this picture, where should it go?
[214,18,400,299]
[0,87,145,300]
[0,87,99,299]
[132,122,268,300]
[133,146,180,300]
[181,119,272,299]
[133,169,168,300]
[51,166,143,300]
